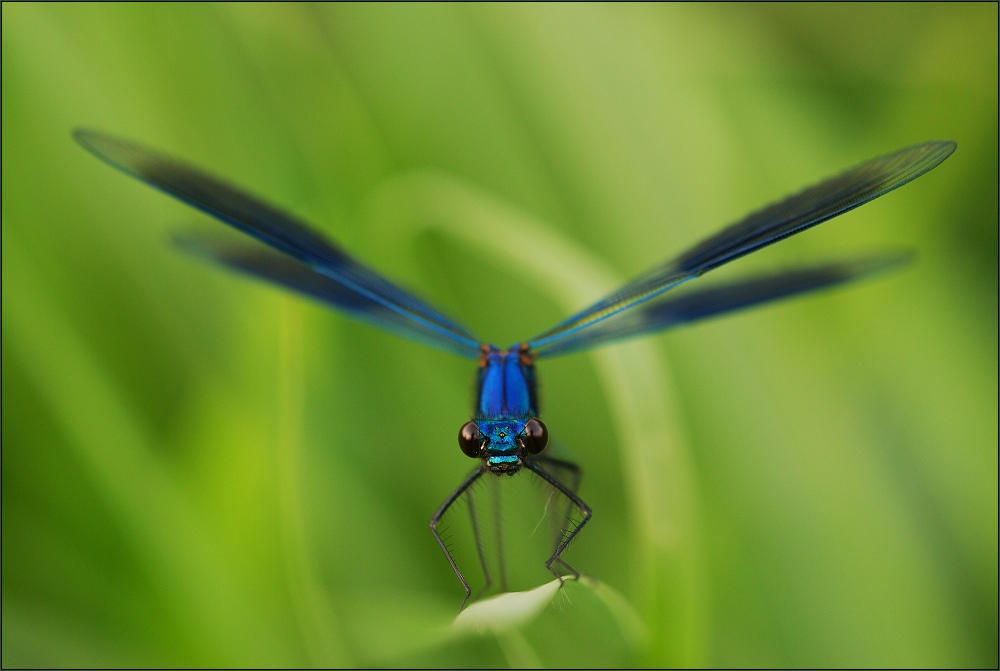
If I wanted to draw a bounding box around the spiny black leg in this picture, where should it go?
[525,460,592,582]
[430,467,485,610]
[535,456,582,575]
[491,476,509,593]
[533,459,564,546]
[465,487,493,602]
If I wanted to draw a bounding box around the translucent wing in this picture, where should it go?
[175,233,487,357]
[75,129,482,358]
[527,141,955,352]
[533,253,908,358]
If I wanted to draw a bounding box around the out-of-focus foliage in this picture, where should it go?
[2,4,996,668]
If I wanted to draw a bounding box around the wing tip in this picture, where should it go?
[171,230,216,258]
[923,139,958,163]
[844,249,914,278]
[72,127,146,175]
[72,127,114,155]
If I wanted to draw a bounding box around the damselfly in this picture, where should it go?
[74,130,954,607]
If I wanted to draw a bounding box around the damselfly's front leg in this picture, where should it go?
[430,467,485,610]
[464,485,493,602]
[534,456,583,576]
[490,475,509,593]
[525,460,592,581]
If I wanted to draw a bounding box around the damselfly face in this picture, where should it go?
[458,417,548,475]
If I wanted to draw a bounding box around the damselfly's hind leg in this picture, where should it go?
[525,460,592,581]
[430,468,485,610]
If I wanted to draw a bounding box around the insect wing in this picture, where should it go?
[176,234,485,358]
[533,254,909,358]
[527,141,955,352]
[75,129,482,358]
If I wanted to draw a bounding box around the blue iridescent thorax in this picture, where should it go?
[474,344,539,474]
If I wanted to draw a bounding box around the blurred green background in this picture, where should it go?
[3,3,996,668]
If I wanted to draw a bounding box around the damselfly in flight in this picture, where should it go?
[74,130,954,607]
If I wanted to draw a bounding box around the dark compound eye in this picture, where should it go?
[522,418,548,455]
[458,421,482,458]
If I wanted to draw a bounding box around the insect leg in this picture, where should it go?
[464,486,493,602]
[525,460,592,581]
[534,456,583,575]
[491,475,509,593]
[430,467,485,610]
